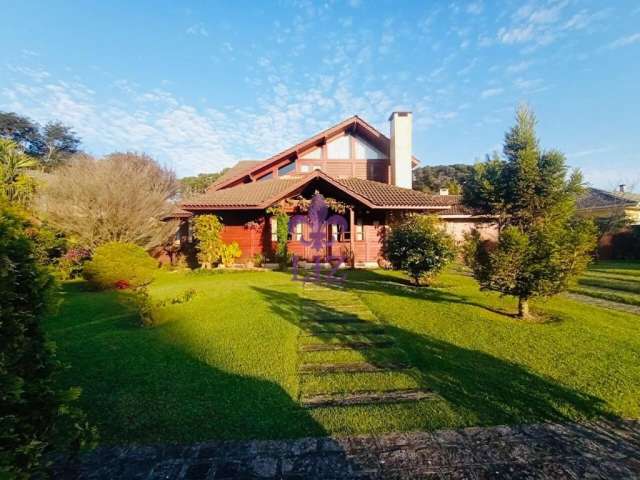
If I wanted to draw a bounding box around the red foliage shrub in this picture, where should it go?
[114,279,130,289]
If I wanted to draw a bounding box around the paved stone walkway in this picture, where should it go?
[565,292,640,316]
[52,419,640,479]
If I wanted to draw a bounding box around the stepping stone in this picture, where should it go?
[300,327,386,336]
[302,317,367,324]
[298,362,410,374]
[300,339,394,351]
[300,389,435,408]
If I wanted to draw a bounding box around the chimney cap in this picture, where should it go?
[389,111,412,121]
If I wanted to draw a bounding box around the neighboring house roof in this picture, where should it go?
[577,188,636,210]
[208,115,420,192]
[434,196,478,216]
[182,170,451,211]
[615,191,640,204]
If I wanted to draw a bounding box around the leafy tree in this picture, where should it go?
[0,112,81,168]
[0,139,38,207]
[463,106,597,319]
[193,214,224,268]
[40,121,80,168]
[179,170,228,196]
[385,215,455,285]
[0,112,42,156]
[36,152,178,250]
[0,204,94,478]
[413,164,473,193]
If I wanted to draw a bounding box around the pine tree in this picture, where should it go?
[463,106,596,319]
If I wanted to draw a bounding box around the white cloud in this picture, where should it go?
[513,77,545,92]
[506,60,533,74]
[466,2,483,15]
[567,147,612,159]
[186,23,208,37]
[498,25,535,44]
[480,87,503,98]
[607,33,640,49]
[6,65,50,82]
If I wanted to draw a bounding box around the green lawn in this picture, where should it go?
[44,266,640,446]
[570,260,640,306]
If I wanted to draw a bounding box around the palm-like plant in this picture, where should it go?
[0,139,38,206]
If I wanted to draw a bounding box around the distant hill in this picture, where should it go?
[412,164,473,194]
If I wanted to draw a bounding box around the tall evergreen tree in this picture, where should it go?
[463,106,596,319]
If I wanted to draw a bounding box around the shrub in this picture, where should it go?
[156,288,198,307]
[219,242,242,267]
[251,253,265,267]
[384,215,455,285]
[276,213,289,270]
[0,204,95,478]
[130,286,154,327]
[56,246,91,280]
[193,214,224,269]
[83,242,157,290]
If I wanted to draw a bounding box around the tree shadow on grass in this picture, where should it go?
[253,284,612,428]
[47,283,327,446]
[345,269,565,323]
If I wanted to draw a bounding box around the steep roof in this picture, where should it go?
[577,188,636,210]
[207,160,261,190]
[208,115,420,192]
[182,171,450,211]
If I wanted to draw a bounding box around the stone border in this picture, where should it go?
[51,419,640,479]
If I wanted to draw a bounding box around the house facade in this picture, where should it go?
[174,112,495,267]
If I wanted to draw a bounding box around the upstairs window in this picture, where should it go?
[277,161,295,176]
[327,135,351,159]
[354,135,385,159]
[257,171,273,182]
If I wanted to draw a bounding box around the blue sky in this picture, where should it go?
[1,1,639,188]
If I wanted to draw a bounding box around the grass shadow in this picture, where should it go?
[253,283,611,427]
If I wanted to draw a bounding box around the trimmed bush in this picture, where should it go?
[384,215,455,285]
[83,242,157,290]
[0,204,94,478]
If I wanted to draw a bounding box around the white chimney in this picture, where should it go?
[389,111,413,189]
[439,188,449,196]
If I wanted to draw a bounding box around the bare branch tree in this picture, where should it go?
[37,152,179,250]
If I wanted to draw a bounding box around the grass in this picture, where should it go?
[44,266,640,446]
[569,260,640,306]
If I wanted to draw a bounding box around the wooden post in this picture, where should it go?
[349,207,355,267]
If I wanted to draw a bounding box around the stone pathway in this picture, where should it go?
[565,292,640,315]
[51,419,640,479]
[296,283,433,408]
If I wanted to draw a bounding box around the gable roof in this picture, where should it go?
[182,170,449,211]
[577,188,636,210]
[208,115,420,192]
[207,160,261,190]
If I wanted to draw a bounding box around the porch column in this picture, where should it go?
[349,207,355,267]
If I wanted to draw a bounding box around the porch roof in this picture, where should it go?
[181,171,454,211]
